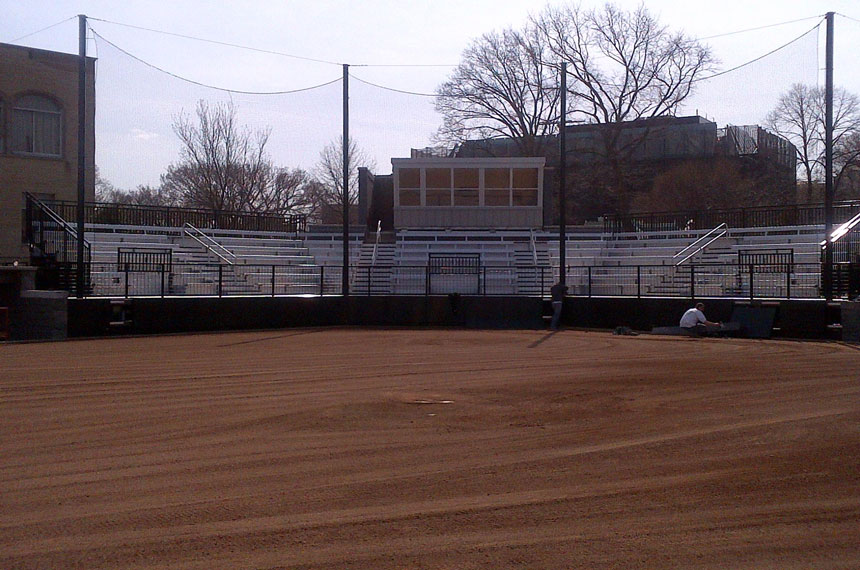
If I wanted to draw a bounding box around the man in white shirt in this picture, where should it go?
[680,302,721,336]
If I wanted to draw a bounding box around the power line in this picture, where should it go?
[6,16,76,44]
[353,63,456,68]
[88,17,344,67]
[91,29,342,95]
[694,20,822,82]
[351,75,437,97]
[836,12,860,25]
[697,15,824,40]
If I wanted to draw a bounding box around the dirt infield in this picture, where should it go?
[2,328,859,568]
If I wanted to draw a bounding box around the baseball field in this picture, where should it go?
[2,328,859,568]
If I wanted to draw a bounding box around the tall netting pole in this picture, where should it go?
[559,62,567,287]
[76,14,87,297]
[342,63,350,297]
[824,11,834,301]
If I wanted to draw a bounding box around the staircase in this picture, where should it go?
[352,240,396,295]
[512,237,551,296]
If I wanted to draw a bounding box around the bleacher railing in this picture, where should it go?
[45,200,308,234]
[81,261,828,300]
[25,193,92,296]
[604,201,860,234]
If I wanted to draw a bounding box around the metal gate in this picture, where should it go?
[428,254,481,295]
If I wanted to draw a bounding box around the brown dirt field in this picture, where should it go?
[1,328,859,569]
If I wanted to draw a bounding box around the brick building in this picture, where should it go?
[0,42,95,262]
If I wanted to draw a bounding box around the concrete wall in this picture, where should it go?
[65,295,836,340]
[0,42,96,261]
[0,266,67,340]
[11,290,68,340]
[68,296,546,337]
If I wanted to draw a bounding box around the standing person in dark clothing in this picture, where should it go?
[550,281,568,330]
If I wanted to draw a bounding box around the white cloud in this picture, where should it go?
[130,128,159,141]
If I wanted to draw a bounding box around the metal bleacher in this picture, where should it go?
[81,213,829,299]
[87,224,318,296]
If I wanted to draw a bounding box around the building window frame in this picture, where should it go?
[394,159,543,210]
[11,94,62,158]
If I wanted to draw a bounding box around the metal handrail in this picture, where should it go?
[371,220,381,266]
[827,211,860,244]
[183,223,236,265]
[26,193,89,244]
[530,229,538,265]
[45,198,308,234]
[674,223,727,266]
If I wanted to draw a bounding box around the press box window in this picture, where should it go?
[512,189,538,206]
[399,189,420,206]
[426,168,451,189]
[398,168,420,189]
[484,188,510,206]
[453,168,478,188]
[512,168,538,189]
[398,168,421,206]
[425,188,451,206]
[454,188,478,206]
[484,168,509,189]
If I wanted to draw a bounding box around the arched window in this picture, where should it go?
[12,95,61,157]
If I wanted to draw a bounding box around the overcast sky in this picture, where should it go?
[3,0,860,189]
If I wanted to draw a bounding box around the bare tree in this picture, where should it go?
[310,136,376,223]
[94,167,117,203]
[534,3,715,212]
[435,24,560,156]
[252,167,315,215]
[535,4,714,126]
[766,83,860,202]
[161,100,273,212]
[95,167,176,206]
[835,131,860,199]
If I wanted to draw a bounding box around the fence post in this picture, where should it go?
[588,266,592,297]
[749,263,755,300]
[160,264,165,298]
[271,265,276,297]
[367,266,371,297]
[637,265,641,298]
[218,265,223,298]
[786,263,791,299]
[690,264,695,301]
[124,262,129,298]
[482,266,487,296]
[319,266,324,297]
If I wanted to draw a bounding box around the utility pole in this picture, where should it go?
[342,63,350,297]
[824,11,834,301]
[559,62,567,286]
[76,14,87,298]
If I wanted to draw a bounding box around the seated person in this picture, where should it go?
[680,302,721,336]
